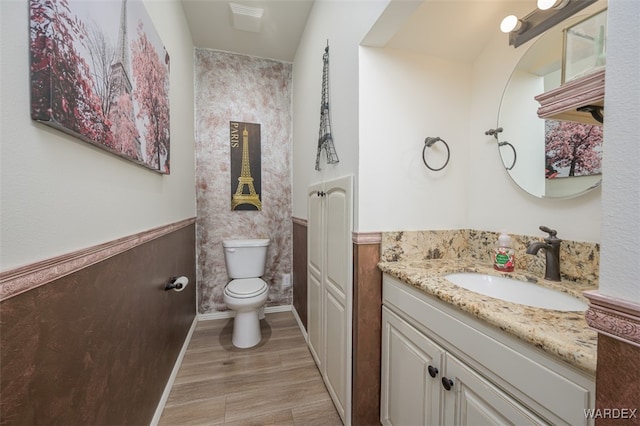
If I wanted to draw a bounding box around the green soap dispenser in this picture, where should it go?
[494,232,515,272]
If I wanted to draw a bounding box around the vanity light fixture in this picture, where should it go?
[502,0,597,48]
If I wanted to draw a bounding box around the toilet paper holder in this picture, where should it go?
[165,276,189,292]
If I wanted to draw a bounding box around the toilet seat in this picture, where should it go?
[225,278,268,299]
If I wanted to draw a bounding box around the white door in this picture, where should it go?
[381,307,444,426]
[307,182,324,368]
[322,176,352,421]
[306,175,353,425]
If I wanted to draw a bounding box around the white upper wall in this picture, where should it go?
[599,0,640,303]
[358,47,470,231]
[291,0,390,222]
[0,0,196,270]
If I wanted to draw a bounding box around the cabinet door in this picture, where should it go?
[442,355,545,426]
[322,176,352,420]
[381,307,444,426]
[306,183,324,368]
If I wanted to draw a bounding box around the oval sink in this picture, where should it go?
[444,273,588,312]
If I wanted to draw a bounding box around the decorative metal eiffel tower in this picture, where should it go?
[315,42,339,171]
[232,127,262,210]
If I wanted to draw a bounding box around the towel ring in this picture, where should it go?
[422,137,450,172]
[485,127,516,170]
[498,141,517,170]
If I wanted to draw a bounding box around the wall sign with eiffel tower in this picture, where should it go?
[230,121,262,211]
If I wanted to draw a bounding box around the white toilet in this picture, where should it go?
[222,238,270,348]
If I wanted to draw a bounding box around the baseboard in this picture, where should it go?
[291,305,308,342]
[150,316,198,426]
[198,304,292,322]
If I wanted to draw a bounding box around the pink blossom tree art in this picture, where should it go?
[131,22,170,173]
[30,0,113,147]
[544,120,603,179]
[29,0,170,174]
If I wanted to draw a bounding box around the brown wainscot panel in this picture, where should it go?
[292,217,308,330]
[0,223,196,426]
[352,232,383,426]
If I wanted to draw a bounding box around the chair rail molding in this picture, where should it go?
[584,290,640,348]
[0,218,196,301]
[352,231,382,245]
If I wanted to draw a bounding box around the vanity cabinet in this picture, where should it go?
[382,307,543,426]
[381,274,595,426]
[381,307,444,426]
[307,175,353,424]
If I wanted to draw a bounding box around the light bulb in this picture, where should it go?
[537,0,557,10]
[537,0,569,10]
[500,15,520,33]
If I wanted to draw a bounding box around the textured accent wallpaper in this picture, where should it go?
[195,49,292,314]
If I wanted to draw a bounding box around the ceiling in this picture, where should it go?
[179,0,541,63]
[181,0,314,62]
[385,1,535,63]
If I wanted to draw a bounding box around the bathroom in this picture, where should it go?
[1,0,638,424]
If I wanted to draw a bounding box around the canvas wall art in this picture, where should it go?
[30,0,170,173]
[544,120,603,179]
[230,121,262,211]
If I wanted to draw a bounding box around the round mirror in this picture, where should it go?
[497,14,604,199]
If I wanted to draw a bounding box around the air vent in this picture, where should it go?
[229,3,264,33]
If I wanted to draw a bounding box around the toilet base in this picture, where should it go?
[232,309,262,348]
[223,279,268,349]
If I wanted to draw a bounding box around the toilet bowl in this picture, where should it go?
[222,238,270,348]
[224,278,269,348]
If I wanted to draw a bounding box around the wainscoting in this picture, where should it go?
[292,217,308,331]
[352,232,383,426]
[0,219,196,425]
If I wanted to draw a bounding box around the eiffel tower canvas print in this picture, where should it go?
[29,0,170,173]
[230,122,262,211]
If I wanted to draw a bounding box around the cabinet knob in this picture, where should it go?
[428,365,439,378]
[441,377,454,391]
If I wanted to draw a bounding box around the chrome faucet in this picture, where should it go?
[526,226,562,281]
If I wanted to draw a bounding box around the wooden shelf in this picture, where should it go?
[535,68,605,125]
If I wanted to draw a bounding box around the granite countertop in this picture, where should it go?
[378,259,598,375]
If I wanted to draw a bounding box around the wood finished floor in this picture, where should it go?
[159,312,343,426]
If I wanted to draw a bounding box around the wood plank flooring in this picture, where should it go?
[159,312,343,426]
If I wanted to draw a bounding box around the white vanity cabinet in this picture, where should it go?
[381,307,445,426]
[382,307,543,426]
[381,274,595,426]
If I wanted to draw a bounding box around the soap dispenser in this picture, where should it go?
[494,232,515,272]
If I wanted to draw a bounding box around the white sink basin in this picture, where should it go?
[444,273,588,312]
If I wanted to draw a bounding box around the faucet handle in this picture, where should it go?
[539,226,561,243]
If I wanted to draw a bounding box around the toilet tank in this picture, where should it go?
[223,239,270,279]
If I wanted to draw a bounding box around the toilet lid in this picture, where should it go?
[226,279,267,298]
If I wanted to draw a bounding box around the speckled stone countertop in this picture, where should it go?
[378,259,598,375]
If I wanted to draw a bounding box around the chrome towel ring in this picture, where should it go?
[485,127,517,170]
[422,137,450,172]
